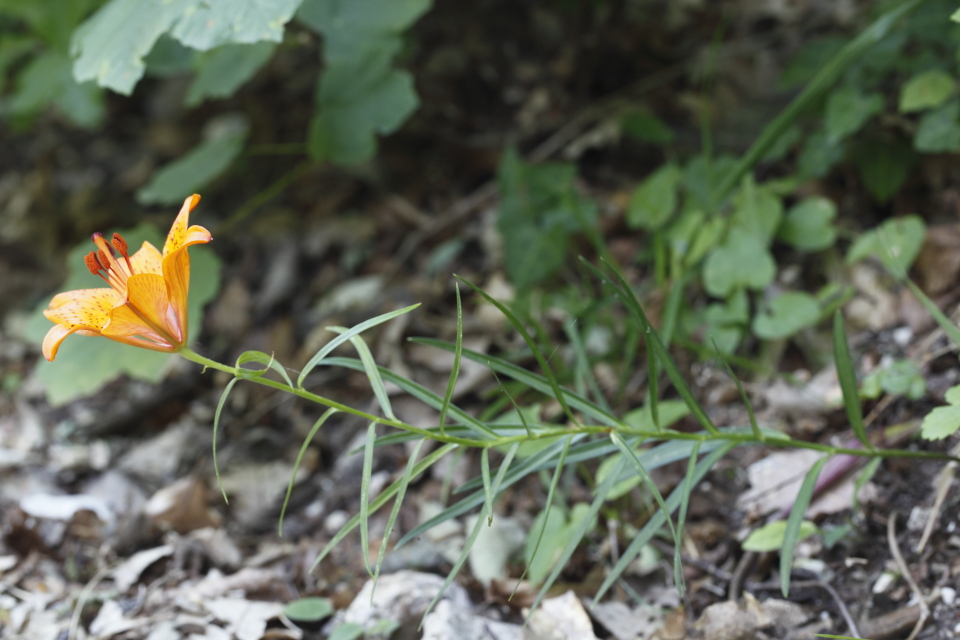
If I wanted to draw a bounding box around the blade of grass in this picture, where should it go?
[490,368,533,438]
[279,407,338,536]
[311,443,458,571]
[712,0,926,204]
[583,258,721,435]
[372,438,425,598]
[212,378,239,504]
[781,455,830,597]
[297,304,420,388]
[438,283,464,436]
[833,312,871,450]
[360,422,377,576]
[457,275,580,426]
[593,441,736,602]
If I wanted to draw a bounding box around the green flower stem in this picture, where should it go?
[178,348,959,464]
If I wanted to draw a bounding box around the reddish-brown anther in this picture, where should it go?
[111,233,129,257]
[83,252,100,276]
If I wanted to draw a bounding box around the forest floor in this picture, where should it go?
[1,1,959,639]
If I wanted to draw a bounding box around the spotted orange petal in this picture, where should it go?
[162,195,211,257]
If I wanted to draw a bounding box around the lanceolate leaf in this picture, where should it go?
[781,455,830,596]
[832,312,870,449]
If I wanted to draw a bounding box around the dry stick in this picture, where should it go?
[886,512,929,640]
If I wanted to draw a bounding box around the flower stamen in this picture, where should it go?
[111,233,134,275]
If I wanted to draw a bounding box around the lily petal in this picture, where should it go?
[47,288,120,313]
[43,323,94,361]
[129,240,163,276]
[163,195,211,257]
[115,273,180,344]
[101,302,174,347]
[161,245,191,339]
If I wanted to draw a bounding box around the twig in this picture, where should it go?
[886,512,928,640]
[727,550,755,601]
[815,579,860,639]
[69,565,113,640]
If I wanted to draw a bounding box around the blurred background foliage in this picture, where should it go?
[4,0,960,406]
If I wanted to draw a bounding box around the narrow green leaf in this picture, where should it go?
[527,456,626,620]
[457,276,580,426]
[409,339,623,428]
[583,258,720,435]
[319,356,497,439]
[905,279,960,348]
[438,283,463,436]
[360,422,377,575]
[373,439,425,588]
[212,378,239,504]
[235,350,294,387]
[674,441,702,595]
[833,312,870,449]
[480,448,493,526]
[329,327,395,421]
[421,442,518,625]
[593,442,735,602]
[311,444,457,571]
[515,436,572,590]
[297,304,420,389]
[781,455,830,597]
[279,408,338,536]
[610,433,680,576]
[712,339,762,439]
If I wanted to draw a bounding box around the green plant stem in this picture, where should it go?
[178,347,959,464]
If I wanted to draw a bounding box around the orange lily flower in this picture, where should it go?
[42,194,212,361]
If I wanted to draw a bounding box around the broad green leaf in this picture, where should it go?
[627,164,680,230]
[620,111,674,145]
[752,291,820,340]
[327,622,364,640]
[702,289,749,354]
[899,69,955,113]
[682,154,738,210]
[496,148,596,289]
[596,454,643,500]
[299,0,431,164]
[684,215,726,268]
[702,228,776,298]
[914,99,960,153]
[731,177,783,242]
[282,597,334,622]
[853,138,917,204]
[825,87,882,141]
[137,123,248,205]
[169,0,301,50]
[144,36,197,77]
[921,385,960,440]
[953,7,960,22]
[798,130,844,179]
[27,225,222,405]
[845,215,925,275]
[71,0,196,95]
[861,358,925,400]
[777,197,837,251]
[622,400,690,432]
[10,50,103,128]
[185,42,277,107]
[71,0,297,95]
[742,520,819,552]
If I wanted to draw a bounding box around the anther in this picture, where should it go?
[84,252,101,276]
[97,250,111,270]
[111,233,128,257]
